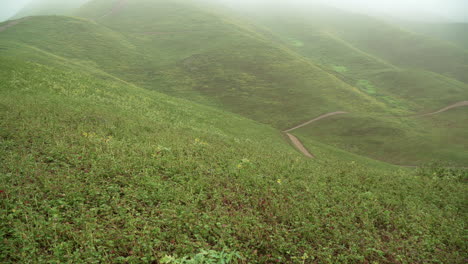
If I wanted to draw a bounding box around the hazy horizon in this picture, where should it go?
[1,0,467,23]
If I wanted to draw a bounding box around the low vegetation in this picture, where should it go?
[1,0,467,262]
[0,53,466,263]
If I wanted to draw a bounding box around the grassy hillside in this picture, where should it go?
[294,111,468,166]
[1,53,466,263]
[243,5,468,84]
[256,24,468,112]
[228,4,468,165]
[2,7,386,130]
[2,0,467,166]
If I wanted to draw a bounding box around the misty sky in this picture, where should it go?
[1,0,467,22]
[0,0,31,21]
[219,0,468,22]
[325,0,468,21]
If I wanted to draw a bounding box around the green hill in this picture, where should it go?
[3,6,386,130]
[1,52,466,263]
[1,0,467,166]
[1,1,467,262]
[229,4,468,165]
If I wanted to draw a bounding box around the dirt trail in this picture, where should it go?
[284,101,468,159]
[283,111,348,158]
[285,133,315,158]
[284,111,348,133]
[99,0,128,19]
[415,101,468,117]
[0,18,28,33]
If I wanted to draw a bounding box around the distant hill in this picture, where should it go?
[239,4,468,84]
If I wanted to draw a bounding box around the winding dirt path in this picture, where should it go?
[286,133,315,158]
[415,101,468,117]
[0,18,28,33]
[284,111,348,132]
[284,101,468,159]
[284,111,348,158]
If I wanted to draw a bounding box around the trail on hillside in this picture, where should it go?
[284,101,468,160]
[285,133,315,158]
[283,111,348,158]
[0,18,28,33]
[414,101,468,117]
[99,0,128,19]
[284,111,348,132]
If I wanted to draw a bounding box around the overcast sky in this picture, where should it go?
[1,0,467,22]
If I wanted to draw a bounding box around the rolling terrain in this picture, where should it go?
[231,3,468,165]
[0,0,467,262]
[2,0,467,165]
[1,47,466,264]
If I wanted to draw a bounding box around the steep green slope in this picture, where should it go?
[273,29,468,112]
[316,10,468,84]
[255,24,468,111]
[0,16,149,81]
[229,4,468,165]
[1,54,466,263]
[2,5,386,130]
[2,0,466,165]
[243,5,468,84]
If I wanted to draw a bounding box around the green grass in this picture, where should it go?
[0,10,387,131]
[332,65,348,73]
[233,4,468,164]
[0,2,467,261]
[1,54,466,263]
[356,80,377,95]
[3,0,467,165]
[295,111,468,166]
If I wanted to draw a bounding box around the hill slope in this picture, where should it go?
[1,52,466,263]
[3,5,386,130]
[1,0,466,165]
[225,3,468,165]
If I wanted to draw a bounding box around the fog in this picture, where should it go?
[1,0,467,22]
[0,0,89,21]
[0,0,31,21]
[215,0,468,22]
